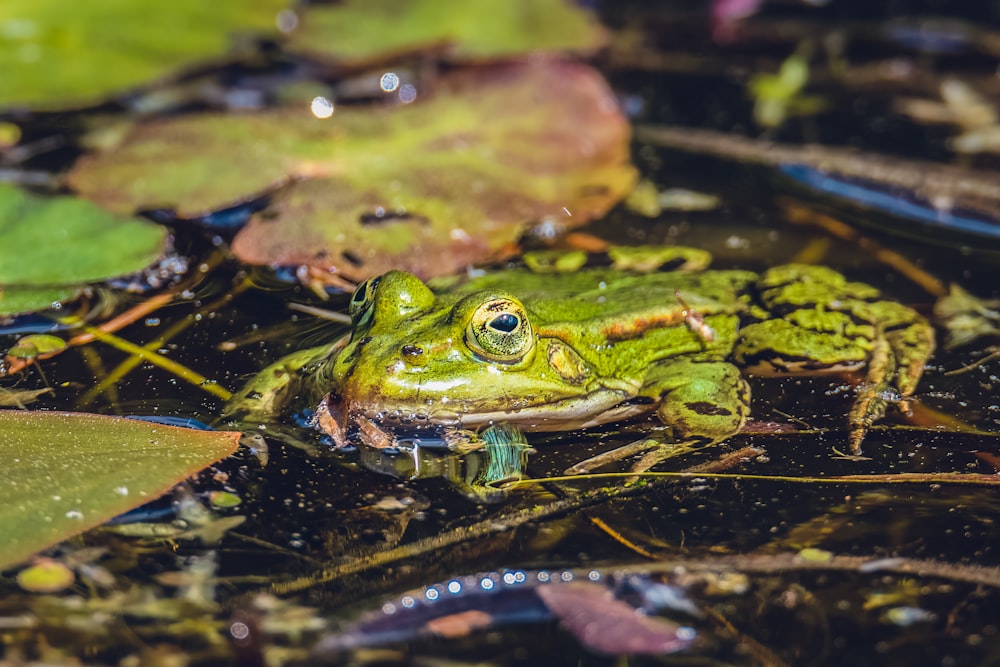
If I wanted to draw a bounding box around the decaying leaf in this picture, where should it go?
[69,59,636,281]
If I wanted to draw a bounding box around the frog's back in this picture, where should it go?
[442,268,756,324]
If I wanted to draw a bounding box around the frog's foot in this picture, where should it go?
[846,318,932,454]
[846,335,894,455]
[739,265,935,455]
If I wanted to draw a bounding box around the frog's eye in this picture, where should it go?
[349,276,381,326]
[466,297,534,363]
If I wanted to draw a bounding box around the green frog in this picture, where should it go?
[225,251,934,472]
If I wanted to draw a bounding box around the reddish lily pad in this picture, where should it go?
[69,59,636,281]
[286,0,607,66]
[0,0,290,110]
[0,411,240,570]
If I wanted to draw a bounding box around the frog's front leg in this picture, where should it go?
[567,360,750,473]
[222,341,343,423]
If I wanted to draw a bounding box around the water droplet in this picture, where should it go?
[380,72,400,92]
[311,96,334,119]
[398,84,417,104]
[275,9,298,33]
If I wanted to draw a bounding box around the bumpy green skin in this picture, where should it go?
[228,258,935,463]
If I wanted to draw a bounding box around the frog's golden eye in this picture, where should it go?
[349,276,381,326]
[466,297,534,363]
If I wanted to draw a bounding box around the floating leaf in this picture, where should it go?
[70,60,636,281]
[209,490,242,509]
[0,0,290,110]
[0,411,240,570]
[16,559,75,593]
[0,286,79,317]
[0,184,167,315]
[6,334,66,360]
[286,0,606,66]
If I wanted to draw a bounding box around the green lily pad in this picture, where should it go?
[0,411,241,570]
[6,334,66,360]
[0,286,80,317]
[286,0,606,66]
[69,60,636,281]
[0,0,290,110]
[0,183,167,315]
[16,559,75,593]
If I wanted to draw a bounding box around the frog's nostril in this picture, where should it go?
[401,344,424,359]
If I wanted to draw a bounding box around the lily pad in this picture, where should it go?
[0,411,240,570]
[286,0,606,66]
[0,286,80,317]
[0,184,167,315]
[69,59,636,281]
[0,0,290,110]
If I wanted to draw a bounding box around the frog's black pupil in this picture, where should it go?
[489,313,519,333]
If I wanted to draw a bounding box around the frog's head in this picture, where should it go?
[321,270,592,429]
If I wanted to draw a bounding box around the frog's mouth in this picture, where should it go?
[317,388,653,447]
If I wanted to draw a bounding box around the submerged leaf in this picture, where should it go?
[70,60,635,280]
[0,411,240,570]
[0,387,51,408]
[536,582,697,655]
[0,184,167,315]
[0,0,290,110]
[287,0,606,66]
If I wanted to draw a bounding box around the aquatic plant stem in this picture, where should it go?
[78,278,252,407]
[530,470,1000,488]
[779,199,948,297]
[70,323,232,401]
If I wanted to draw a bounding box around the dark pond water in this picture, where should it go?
[3,1,1000,665]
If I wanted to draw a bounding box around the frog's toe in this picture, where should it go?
[885,316,935,398]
